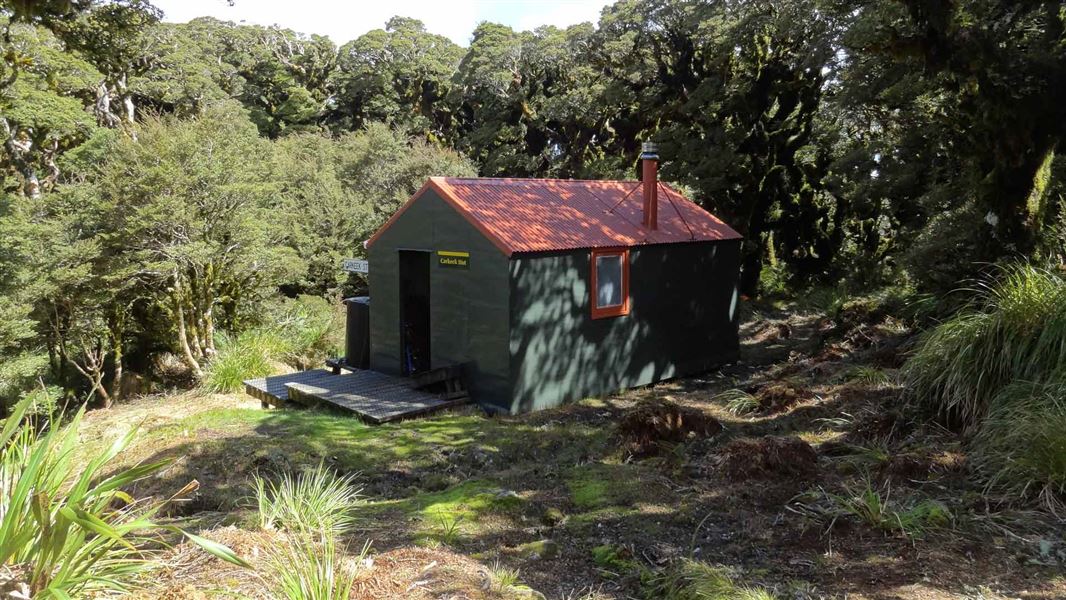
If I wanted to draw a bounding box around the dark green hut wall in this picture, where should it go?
[367,189,511,407]
[508,240,741,413]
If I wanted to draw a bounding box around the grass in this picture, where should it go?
[0,396,245,598]
[790,480,952,539]
[654,560,777,600]
[203,295,343,392]
[903,264,1066,428]
[715,389,760,415]
[431,510,464,546]
[973,378,1066,503]
[251,457,370,599]
[260,530,367,600]
[401,481,524,546]
[904,263,1066,503]
[71,362,1066,599]
[837,365,894,387]
[254,462,363,534]
[488,560,522,592]
[202,330,282,393]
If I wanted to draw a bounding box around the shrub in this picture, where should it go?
[487,560,522,593]
[973,378,1066,503]
[265,295,344,369]
[203,296,344,392]
[903,264,1066,428]
[254,463,363,535]
[0,396,246,598]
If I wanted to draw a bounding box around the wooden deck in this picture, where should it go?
[243,368,470,424]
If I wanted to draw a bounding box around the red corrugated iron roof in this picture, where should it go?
[367,176,742,256]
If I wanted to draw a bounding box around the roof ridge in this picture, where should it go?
[437,176,644,185]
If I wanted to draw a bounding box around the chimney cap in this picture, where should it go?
[640,141,659,159]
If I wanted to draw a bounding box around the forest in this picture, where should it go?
[2,0,1065,408]
[0,0,1065,599]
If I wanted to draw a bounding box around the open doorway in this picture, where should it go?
[399,250,431,375]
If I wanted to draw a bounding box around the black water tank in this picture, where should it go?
[344,296,370,369]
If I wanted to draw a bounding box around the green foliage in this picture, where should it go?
[202,330,279,393]
[837,366,893,387]
[260,530,366,600]
[254,462,363,535]
[591,544,640,574]
[271,295,343,366]
[714,389,760,416]
[0,395,246,598]
[792,481,953,539]
[406,481,523,546]
[487,560,522,592]
[203,294,345,392]
[566,463,649,510]
[252,461,366,599]
[5,0,1066,408]
[329,17,462,138]
[903,264,1066,428]
[273,127,474,295]
[654,560,777,600]
[973,379,1066,501]
[430,510,463,546]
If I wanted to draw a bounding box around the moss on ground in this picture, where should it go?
[399,481,525,545]
[565,462,666,510]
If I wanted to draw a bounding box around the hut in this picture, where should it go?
[365,144,743,414]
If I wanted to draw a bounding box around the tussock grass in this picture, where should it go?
[487,560,522,593]
[253,463,368,599]
[203,296,341,392]
[903,264,1066,428]
[202,330,280,393]
[789,480,952,539]
[254,463,363,535]
[973,379,1066,503]
[656,560,777,600]
[260,531,367,600]
[715,389,760,415]
[267,295,343,369]
[837,365,894,387]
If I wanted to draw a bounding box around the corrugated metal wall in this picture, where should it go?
[506,240,742,413]
[368,189,512,408]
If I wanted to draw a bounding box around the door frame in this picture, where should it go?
[398,249,431,375]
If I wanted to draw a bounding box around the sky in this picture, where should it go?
[152,0,612,46]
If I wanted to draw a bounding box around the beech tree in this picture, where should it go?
[95,103,303,376]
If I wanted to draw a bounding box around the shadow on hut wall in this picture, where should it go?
[508,239,741,414]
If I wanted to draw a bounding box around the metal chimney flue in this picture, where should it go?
[640,141,659,230]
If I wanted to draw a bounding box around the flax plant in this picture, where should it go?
[0,396,247,598]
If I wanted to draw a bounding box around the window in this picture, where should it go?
[590,247,629,319]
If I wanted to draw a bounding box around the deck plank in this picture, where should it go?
[243,369,469,423]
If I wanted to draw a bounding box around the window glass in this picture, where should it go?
[595,254,623,308]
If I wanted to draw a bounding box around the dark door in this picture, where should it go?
[399,250,431,375]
